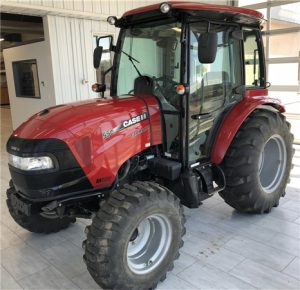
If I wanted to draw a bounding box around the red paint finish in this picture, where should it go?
[140,95,162,145]
[13,96,162,188]
[123,1,264,20]
[211,89,285,165]
[245,88,267,97]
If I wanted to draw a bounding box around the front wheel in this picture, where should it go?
[220,109,293,213]
[83,181,185,290]
[6,182,75,233]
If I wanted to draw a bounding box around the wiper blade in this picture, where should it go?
[121,50,140,63]
[121,50,142,76]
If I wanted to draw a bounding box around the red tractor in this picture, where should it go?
[6,2,293,289]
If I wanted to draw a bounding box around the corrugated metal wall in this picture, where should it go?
[1,1,169,16]
[2,1,230,16]
[45,15,116,104]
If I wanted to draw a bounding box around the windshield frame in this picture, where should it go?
[111,17,187,164]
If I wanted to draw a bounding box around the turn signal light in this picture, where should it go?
[92,83,106,93]
[175,84,185,95]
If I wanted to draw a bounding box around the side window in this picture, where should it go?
[243,28,264,88]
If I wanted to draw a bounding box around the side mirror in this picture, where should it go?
[198,32,217,64]
[93,35,114,69]
[93,46,103,69]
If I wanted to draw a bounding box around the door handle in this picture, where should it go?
[191,113,212,120]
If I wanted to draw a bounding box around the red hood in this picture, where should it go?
[11,95,162,188]
[13,96,150,140]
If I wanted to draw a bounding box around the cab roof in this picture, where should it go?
[122,1,264,26]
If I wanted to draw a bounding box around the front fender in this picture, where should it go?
[211,89,285,165]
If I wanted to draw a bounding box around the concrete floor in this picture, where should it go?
[1,107,300,290]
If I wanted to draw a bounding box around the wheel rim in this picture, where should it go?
[258,134,287,193]
[127,214,172,275]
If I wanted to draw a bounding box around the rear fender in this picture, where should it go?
[211,89,285,165]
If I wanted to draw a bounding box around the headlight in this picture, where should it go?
[8,154,54,171]
[107,16,117,25]
[160,3,171,13]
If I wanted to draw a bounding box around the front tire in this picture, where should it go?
[83,181,185,290]
[220,109,293,213]
[6,182,75,233]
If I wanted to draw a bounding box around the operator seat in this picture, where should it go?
[134,76,154,95]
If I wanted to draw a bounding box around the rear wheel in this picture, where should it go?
[220,109,293,213]
[83,181,185,290]
[6,182,75,233]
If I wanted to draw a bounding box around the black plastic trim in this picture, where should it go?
[6,136,93,199]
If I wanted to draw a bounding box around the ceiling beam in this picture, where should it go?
[1,20,43,35]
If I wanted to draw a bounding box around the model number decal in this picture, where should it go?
[103,112,148,139]
[131,126,149,137]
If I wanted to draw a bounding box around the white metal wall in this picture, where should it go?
[1,1,231,19]
[1,0,138,14]
[44,15,116,104]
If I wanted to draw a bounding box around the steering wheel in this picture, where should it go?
[153,76,179,108]
[153,76,177,89]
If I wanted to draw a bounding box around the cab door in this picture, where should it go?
[188,22,243,164]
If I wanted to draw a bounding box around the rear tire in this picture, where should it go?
[83,181,185,290]
[6,182,75,234]
[220,109,293,213]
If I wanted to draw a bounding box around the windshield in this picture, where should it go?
[115,21,181,108]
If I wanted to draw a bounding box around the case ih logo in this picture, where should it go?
[123,113,148,128]
[103,112,148,139]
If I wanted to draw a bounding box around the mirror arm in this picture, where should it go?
[111,45,117,52]
[101,66,113,98]
[101,66,113,84]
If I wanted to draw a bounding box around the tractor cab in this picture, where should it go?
[94,2,265,168]
[93,2,267,206]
